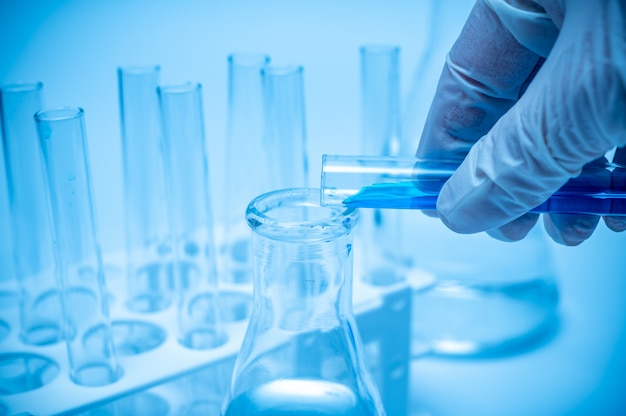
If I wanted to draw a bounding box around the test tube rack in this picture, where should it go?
[0,253,412,416]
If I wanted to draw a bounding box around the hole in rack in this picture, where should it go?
[112,320,167,356]
[0,352,59,394]
[90,391,170,414]
[219,291,253,323]
[73,363,123,387]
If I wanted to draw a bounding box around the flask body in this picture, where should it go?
[222,188,385,416]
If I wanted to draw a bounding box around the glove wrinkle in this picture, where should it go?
[484,0,559,57]
[420,0,626,242]
[418,0,542,159]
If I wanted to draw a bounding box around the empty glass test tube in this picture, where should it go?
[118,65,173,312]
[358,45,411,286]
[158,83,226,349]
[0,136,15,344]
[35,107,121,386]
[1,82,61,346]
[261,65,309,189]
[321,155,626,216]
[360,45,402,156]
[220,53,270,285]
[0,138,14,289]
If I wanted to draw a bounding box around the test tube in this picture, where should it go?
[118,65,173,312]
[158,83,226,349]
[220,53,270,285]
[261,65,309,189]
[0,139,14,288]
[0,136,15,336]
[0,82,61,346]
[358,45,411,286]
[35,107,121,386]
[360,45,402,156]
[320,155,625,216]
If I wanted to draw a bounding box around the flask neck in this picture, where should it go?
[250,232,354,332]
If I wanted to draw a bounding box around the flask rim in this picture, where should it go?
[246,187,359,241]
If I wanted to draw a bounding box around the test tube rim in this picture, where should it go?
[228,53,271,67]
[157,82,202,95]
[117,65,161,76]
[260,64,304,78]
[0,81,43,94]
[359,44,401,55]
[34,106,83,122]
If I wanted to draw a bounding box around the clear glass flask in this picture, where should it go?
[221,188,386,416]
[118,65,173,312]
[35,107,121,385]
[358,45,412,286]
[158,82,226,349]
[220,53,271,285]
[0,82,61,346]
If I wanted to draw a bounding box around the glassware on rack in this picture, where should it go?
[0,106,16,346]
[1,82,61,346]
[35,107,121,386]
[360,45,402,157]
[118,65,173,313]
[221,188,386,416]
[261,65,309,189]
[357,45,412,286]
[220,53,271,285]
[158,82,226,349]
[0,136,14,289]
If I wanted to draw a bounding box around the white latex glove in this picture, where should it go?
[417,0,626,245]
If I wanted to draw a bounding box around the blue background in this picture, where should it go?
[1,0,625,414]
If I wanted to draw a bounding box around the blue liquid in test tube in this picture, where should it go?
[321,155,626,216]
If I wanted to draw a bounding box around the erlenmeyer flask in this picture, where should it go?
[410,217,560,356]
[221,188,386,416]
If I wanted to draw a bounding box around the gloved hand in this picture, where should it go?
[416,0,626,245]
